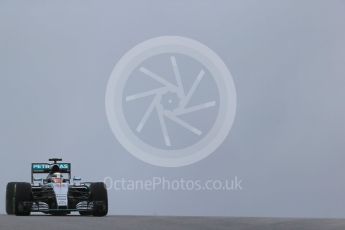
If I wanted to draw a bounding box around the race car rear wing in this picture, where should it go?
[31,163,71,183]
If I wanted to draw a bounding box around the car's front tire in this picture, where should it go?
[6,182,16,215]
[89,182,108,217]
[6,182,33,216]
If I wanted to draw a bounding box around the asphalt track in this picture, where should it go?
[1,215,345,230]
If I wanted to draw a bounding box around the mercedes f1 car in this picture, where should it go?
[6,158,108,216]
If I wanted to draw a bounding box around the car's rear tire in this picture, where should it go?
[89,182,108,217]
[6,182,33,216]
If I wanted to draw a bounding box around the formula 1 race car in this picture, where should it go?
[6,158,108,216]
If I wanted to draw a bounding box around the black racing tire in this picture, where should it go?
[10,182,33,216]
[6,182,16,215]
[89,182,108,217]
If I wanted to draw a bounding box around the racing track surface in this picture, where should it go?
[1,215,345,230]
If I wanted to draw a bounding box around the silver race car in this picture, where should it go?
[6,158,108,216]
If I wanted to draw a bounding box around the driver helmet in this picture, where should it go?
[51,172,63,183]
